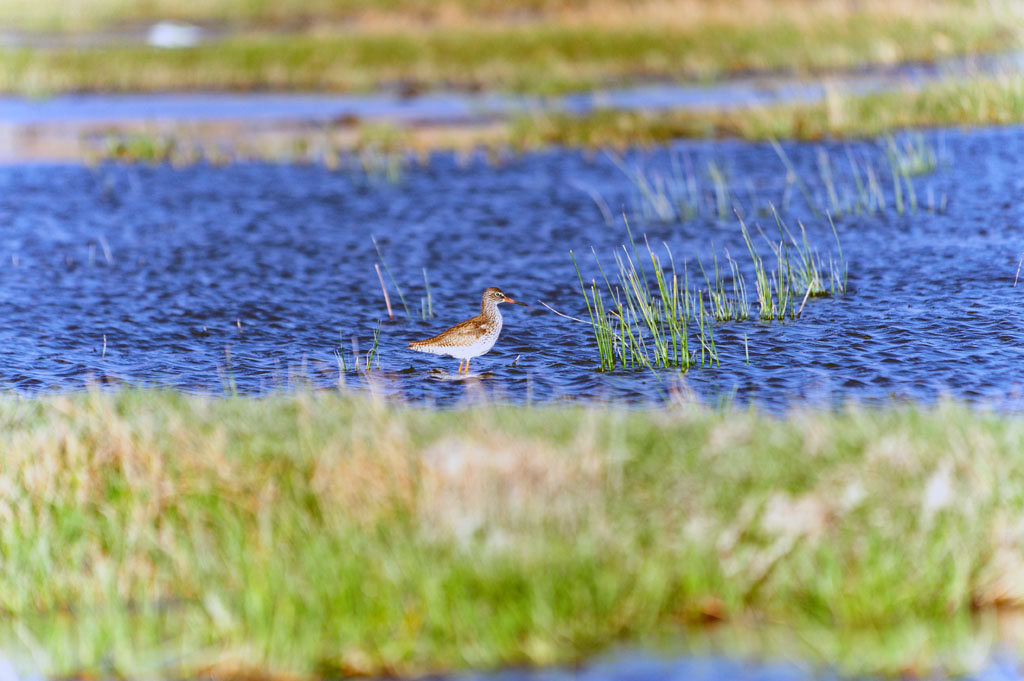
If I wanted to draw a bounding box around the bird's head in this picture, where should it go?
[484,287,527,306]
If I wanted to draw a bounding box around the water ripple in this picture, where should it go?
[2,128,1024,409]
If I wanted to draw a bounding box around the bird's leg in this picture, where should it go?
[458,359,465,375]
[465,358,471,375]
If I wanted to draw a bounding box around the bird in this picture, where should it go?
[408,287,527,375]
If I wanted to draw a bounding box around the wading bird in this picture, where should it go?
[408,287,526,375]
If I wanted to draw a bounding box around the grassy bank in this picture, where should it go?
[75,74,1024,165]
[0,0,1015,94]
[505,74,1024,146]
[1,390,1023,679]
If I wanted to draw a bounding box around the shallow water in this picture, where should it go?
[2,126,1023,407]
[3,51,1024,127]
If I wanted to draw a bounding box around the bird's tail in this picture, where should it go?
[408,338,445,354]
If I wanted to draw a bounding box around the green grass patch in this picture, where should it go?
[0,9,1015,95]
[506,74,1024,146]
[569,213,845,370]
[71,75,1024,165]
[0,390,1022,679]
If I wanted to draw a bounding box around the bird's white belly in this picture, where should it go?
[447,329,500,359]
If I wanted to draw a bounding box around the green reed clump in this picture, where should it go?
[825,213,848,295]
[885,132,939,176]
[608,134,945,228]
[775,136,941,218]
[572,215,846,368]
[572,222,716,371]
[698,248,750,322]
[767,206,847,299]
[740,216,794,321]
[607,150,704,224]
[739,211,847,321]
[694,213,845,323]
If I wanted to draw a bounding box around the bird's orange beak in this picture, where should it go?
[504,296,527,306]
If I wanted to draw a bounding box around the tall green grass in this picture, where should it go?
[572,223,713,371]
[739,216,795,322]
[607,133,945,227]
[698,247,750,323]
[766,207,847,298]
[572,214,846,369]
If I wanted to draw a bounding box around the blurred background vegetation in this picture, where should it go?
[0,0,1017,93]
[6,0,1024,158]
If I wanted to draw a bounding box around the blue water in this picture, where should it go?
[1,126,1023,407]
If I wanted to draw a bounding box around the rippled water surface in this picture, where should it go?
[2,126,1024,407]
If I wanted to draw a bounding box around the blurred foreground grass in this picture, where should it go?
[2,390,1024,679]
[0,0,1016,94]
